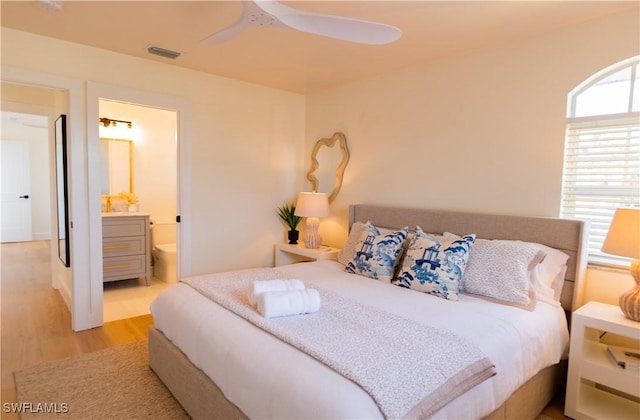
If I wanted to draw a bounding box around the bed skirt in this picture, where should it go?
[148,326,566,420]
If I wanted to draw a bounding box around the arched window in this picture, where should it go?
[561,56,640,266]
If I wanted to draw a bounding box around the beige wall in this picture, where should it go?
[305,9,639,305]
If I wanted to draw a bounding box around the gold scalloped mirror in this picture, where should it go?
[306,132,349,203]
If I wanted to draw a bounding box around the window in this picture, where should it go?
[561,56,640,267]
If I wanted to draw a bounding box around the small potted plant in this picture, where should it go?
[276,202,303,244]
[119,192,139,213]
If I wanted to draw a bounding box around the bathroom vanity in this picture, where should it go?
[102,213,152,286]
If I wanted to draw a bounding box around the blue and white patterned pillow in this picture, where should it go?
[345,227,408,282]
[393,232,476,300]
[337,221,380,266]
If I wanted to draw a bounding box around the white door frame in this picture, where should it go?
[86,82,192,327]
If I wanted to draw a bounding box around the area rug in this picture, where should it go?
[14,340,563,419]
[14,340,189,419]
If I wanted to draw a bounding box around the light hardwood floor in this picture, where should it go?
[1,240,568,419]
[1,240,153,420]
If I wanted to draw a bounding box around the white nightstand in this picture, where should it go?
[274,243,341,267]
[565,301,640,420]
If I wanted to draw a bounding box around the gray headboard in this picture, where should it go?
[349,204,588,312]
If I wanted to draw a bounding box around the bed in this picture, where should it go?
[148,204,588,419]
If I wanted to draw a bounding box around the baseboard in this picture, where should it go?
[32,232,51,241]
[57,276,72,311]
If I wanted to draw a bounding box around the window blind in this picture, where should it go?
[561,114,640,266]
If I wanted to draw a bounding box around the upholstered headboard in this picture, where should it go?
[349,204,588,312]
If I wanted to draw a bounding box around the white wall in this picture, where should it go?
[305,9,639,306]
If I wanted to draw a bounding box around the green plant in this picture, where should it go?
[118,192,139,204]
[276,202,303,230]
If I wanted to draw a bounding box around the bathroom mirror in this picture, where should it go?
[306,132,349,203]
[99,138,133,195]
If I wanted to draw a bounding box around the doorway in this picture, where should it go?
[1,111,52,243]
[86,81,190,328]
[98,99,179,322]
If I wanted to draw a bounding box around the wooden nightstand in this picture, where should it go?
[565,301,640,419]
[274,243,341,267]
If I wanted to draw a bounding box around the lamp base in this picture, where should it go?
[620,259,640,322]
[304,217,322,249]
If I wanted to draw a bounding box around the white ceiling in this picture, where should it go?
[1,1,637,94]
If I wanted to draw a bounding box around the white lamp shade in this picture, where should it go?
[294,192,329,218]
[602,208,640,259]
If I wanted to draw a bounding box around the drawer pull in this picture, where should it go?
[104,264,131,270]
[104,244,132,250]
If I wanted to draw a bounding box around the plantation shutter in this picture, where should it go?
[561,114,640,265]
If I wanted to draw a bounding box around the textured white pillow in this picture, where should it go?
[462,239,545,311]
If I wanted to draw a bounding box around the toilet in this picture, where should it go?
[152,243,177,283]
[150,221,177,283]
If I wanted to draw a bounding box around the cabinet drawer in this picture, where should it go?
[103,217,147,237]
[103,236,146,258]
[103,254,146,281]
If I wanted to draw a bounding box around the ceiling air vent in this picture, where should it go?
[147,46,181,60]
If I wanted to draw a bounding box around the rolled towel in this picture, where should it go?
[248,279,305,306]
[257,289,321,319]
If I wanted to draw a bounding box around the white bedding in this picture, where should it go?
[151,260,569,419]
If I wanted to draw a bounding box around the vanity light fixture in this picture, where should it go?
[99,117,133,129]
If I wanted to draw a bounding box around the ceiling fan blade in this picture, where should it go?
[201,1,255,45]
[254,0,402,45]
[201,21,249,45]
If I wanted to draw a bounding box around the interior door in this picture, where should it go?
[1,140,32,242]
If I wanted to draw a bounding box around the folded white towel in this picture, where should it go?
[257,289,322,319]
[248,279,305,306]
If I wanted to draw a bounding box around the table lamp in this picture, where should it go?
[294,192,329,249]
[602,207,640,321]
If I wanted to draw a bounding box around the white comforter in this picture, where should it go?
[151,260,569,419]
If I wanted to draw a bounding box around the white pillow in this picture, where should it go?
[462,239,546,311]
[526,243,569,306]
